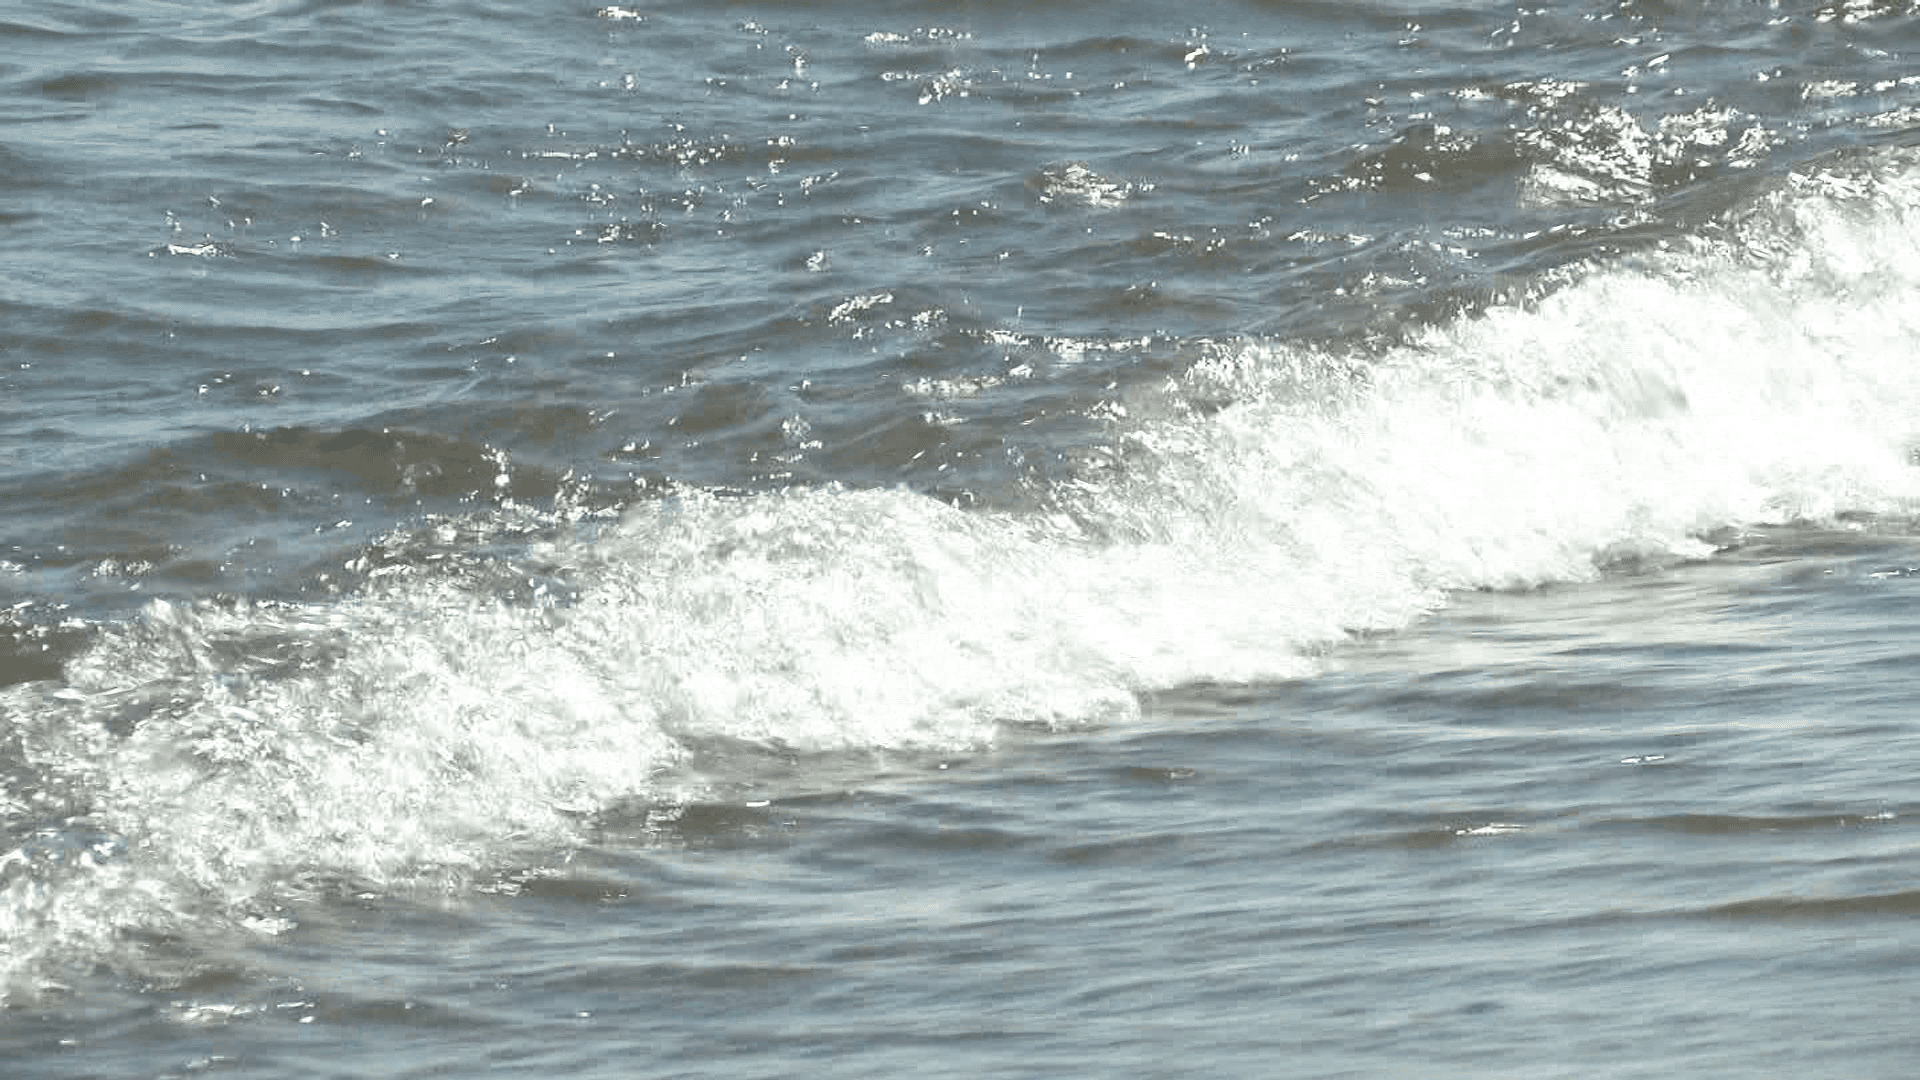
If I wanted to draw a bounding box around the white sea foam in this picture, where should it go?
[7,151,1920,1002]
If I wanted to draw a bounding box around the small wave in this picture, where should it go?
[1032,162,1141,208]
[9,146,1920,1003]
[1699,890,1920,919]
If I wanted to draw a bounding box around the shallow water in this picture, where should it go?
[5,0,1920,1075]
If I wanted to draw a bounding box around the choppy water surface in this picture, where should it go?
[5,0,1920,1075]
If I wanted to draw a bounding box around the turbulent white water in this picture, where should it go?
[7,147,1920,1003]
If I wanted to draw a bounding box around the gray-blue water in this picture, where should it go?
[5,1,1920,1076]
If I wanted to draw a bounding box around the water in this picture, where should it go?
[4,0,1920,1075]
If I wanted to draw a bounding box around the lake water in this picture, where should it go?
[4,1,1920,1076]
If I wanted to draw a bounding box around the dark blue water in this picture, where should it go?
[5,1,1920,1076]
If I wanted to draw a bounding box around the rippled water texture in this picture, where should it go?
[5,1,1920,1076]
